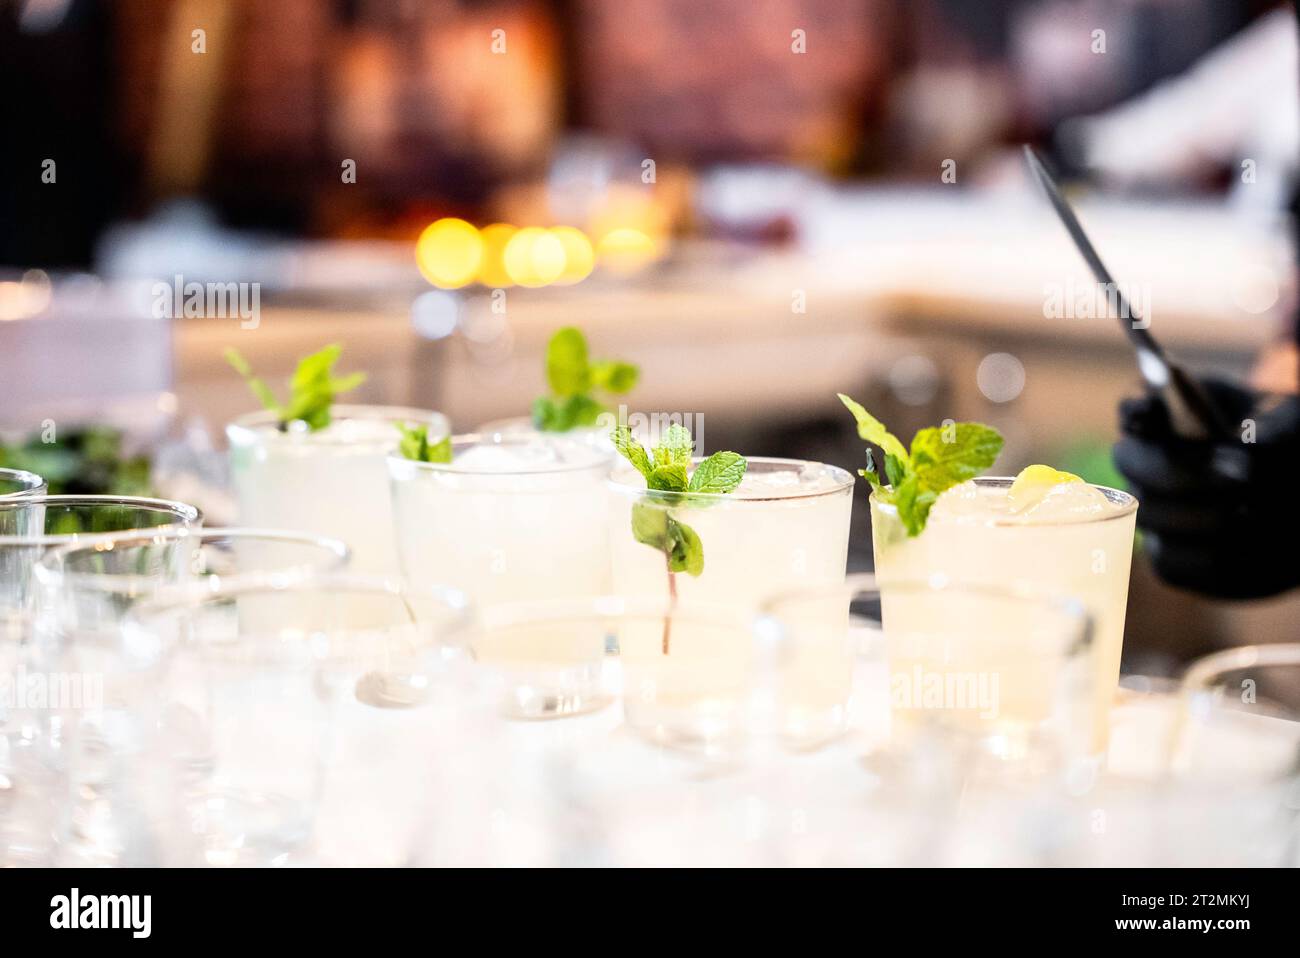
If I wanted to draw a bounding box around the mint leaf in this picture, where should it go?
[884,453,908,488]
[532,394,605,432]
[652,423,694,470]
[426,436,451,463]
[562,394,605,427]
[840,395,1003,538]
[622,423,744,587]
[687,451,746,494]
[611,426,653,479]
[630,506,703,576]
[531,396,561,431]
[545,327,591,397]
[225,348,283,418]
[535,327,640,432]
[631,501,670,549]
[396,422,451,463]
[590,360,639,394]
[666,516,703,576]
[230,344,366,432]
[893,474,937,537]
[838,393,910,466]
[648,463,688,492]
[910,423,1003,490]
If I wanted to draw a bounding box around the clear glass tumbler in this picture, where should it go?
[227,405,449,577]
[0,494,200,865]
[608,456,854,612]
[390,433,612,717]
[761,574,1095,772]
[0,467,46,500]
[33,528,350,864]
[124,576,473,866]
[1067,645,1300,867]
[871,477,1136,750]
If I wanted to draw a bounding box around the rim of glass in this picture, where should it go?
[1180,643,1300,699]
[0,494,202,546]
[760,571,1095,655]
[0,467,46,500]
[125,573,474,633]
[477,414,613,435]
[1169,643,1300,778]
[871,475,1138,525]
[388,432,612,477]
[227,404,450,445]
[609,456,856,503]
[33,526,351,592]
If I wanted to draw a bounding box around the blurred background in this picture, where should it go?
[1,0,1297,669]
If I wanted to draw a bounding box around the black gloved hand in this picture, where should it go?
[1113,378,1300,600]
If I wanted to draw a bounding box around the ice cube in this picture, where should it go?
[928,480,989,521]
[1021,481,1113,522]
[453,441,562,474]
[733,462,846,498]
[736,470,801,496]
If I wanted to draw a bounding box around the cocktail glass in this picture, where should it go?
[226,405,449,577]
[871,477,1136,750]
[762,573,1094,772]
[608,457,854,609]
[389,433,612,717]
[608,457,853,739]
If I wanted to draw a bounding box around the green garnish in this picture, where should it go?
[0,426,151,496]
[532,327,639,432]
[838,393,1002,536]
[225,344,366,432]
[611,423,746,653]
[396,422,452,463]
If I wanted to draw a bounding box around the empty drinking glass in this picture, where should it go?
[124,576,472,866]
[0,468,45,500]
[1056,650,1300,866]
[0,494,199,865]
[33,528,350,864]
[1162,644,1300,865]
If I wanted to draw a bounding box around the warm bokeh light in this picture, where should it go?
[0,269,53,321]
[596,227,661,275]
[550,226,595,285]
[587,184,668,242]
[415,218,483,289]
[503,226,566,287]
[476,223,518,288]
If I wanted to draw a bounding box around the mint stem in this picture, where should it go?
[662,555,678,655]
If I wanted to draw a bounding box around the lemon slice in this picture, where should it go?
[1008,464,1083,513]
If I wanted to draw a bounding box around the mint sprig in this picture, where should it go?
[396,422,451,463]
[838,393,1002,536]
[611,423,747,653]
[226,344,366,432]
[612,423,747,576]
[532,327,639,432]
